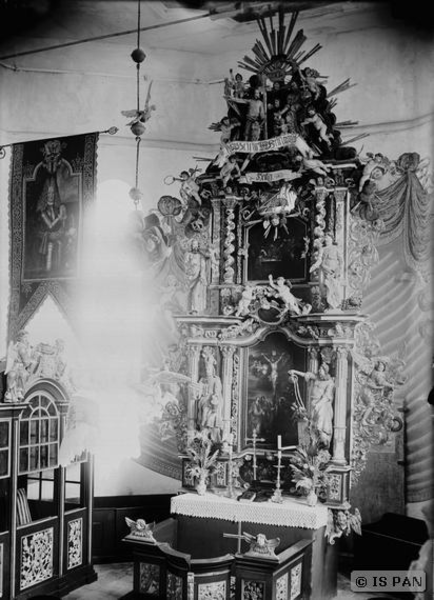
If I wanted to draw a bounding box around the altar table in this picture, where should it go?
[171,492,337,600]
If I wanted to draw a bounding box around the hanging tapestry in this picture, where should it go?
[8,133,98,338]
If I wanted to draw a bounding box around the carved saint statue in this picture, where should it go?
[309,235,342,311]
[184,238,213,315]
[289,363,335,448]
[196,349,223,443]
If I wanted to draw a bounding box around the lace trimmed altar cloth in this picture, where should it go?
[171,492,329,530]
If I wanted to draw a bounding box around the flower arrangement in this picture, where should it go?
[184,430,220,494]
[289,427,331,505]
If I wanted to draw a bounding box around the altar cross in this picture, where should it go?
[223,521,246,554]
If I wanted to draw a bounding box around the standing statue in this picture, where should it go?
[184,239,212,315]
[3,330,37,403]
[309,235,342,311]
[231,88,265,141]
[196,349,224,443]
[289,363,335,448]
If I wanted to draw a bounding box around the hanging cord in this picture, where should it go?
[137,0,141,49]
[136,0,141,113]
[133,0,141,208]
[135,137,141,191]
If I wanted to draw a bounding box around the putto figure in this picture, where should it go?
[242,532,280,560]
[125,517,156,543]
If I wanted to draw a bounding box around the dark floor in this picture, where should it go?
[61,562,402,599]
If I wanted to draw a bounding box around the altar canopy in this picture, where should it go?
[8,133,98,338]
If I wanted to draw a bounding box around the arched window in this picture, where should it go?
[19,391,59,475]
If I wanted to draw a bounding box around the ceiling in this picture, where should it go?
[0,0,413,59]
[0,0,430,68]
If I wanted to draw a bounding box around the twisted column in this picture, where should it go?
[222,197,238,284]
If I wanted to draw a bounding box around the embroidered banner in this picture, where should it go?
[8,133,98,338]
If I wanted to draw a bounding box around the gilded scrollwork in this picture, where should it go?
[345,216,384,309]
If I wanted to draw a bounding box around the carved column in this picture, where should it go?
[187,344,201,434]
[310,187,329,311]
[332,345,349,464]
[210,197,222,285]
[334,188,348,301]
[221,345,236,442]
[222,197,238,284]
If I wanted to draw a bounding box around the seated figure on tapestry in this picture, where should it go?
[4,330,37,403]
[36,178,73,274]
[288,362,335,448]
[196,349,223,443]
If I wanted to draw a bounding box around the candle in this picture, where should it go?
[277,435,282,450]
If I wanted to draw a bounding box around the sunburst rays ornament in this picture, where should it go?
[237,9,322,82]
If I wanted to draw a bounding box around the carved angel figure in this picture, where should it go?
[121,79,156,127]
[352,350,405,426]
[243,532,280,559]
[208,116,240,145]
[235,284,255,318]
[125,517,156,542]
[326,505,362,545]
[268,275,311,317]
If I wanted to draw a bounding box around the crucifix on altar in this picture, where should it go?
[223,522,246,554]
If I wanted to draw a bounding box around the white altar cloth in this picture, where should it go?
[171,493,329,530]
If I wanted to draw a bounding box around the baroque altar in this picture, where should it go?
[128,7,418,599]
